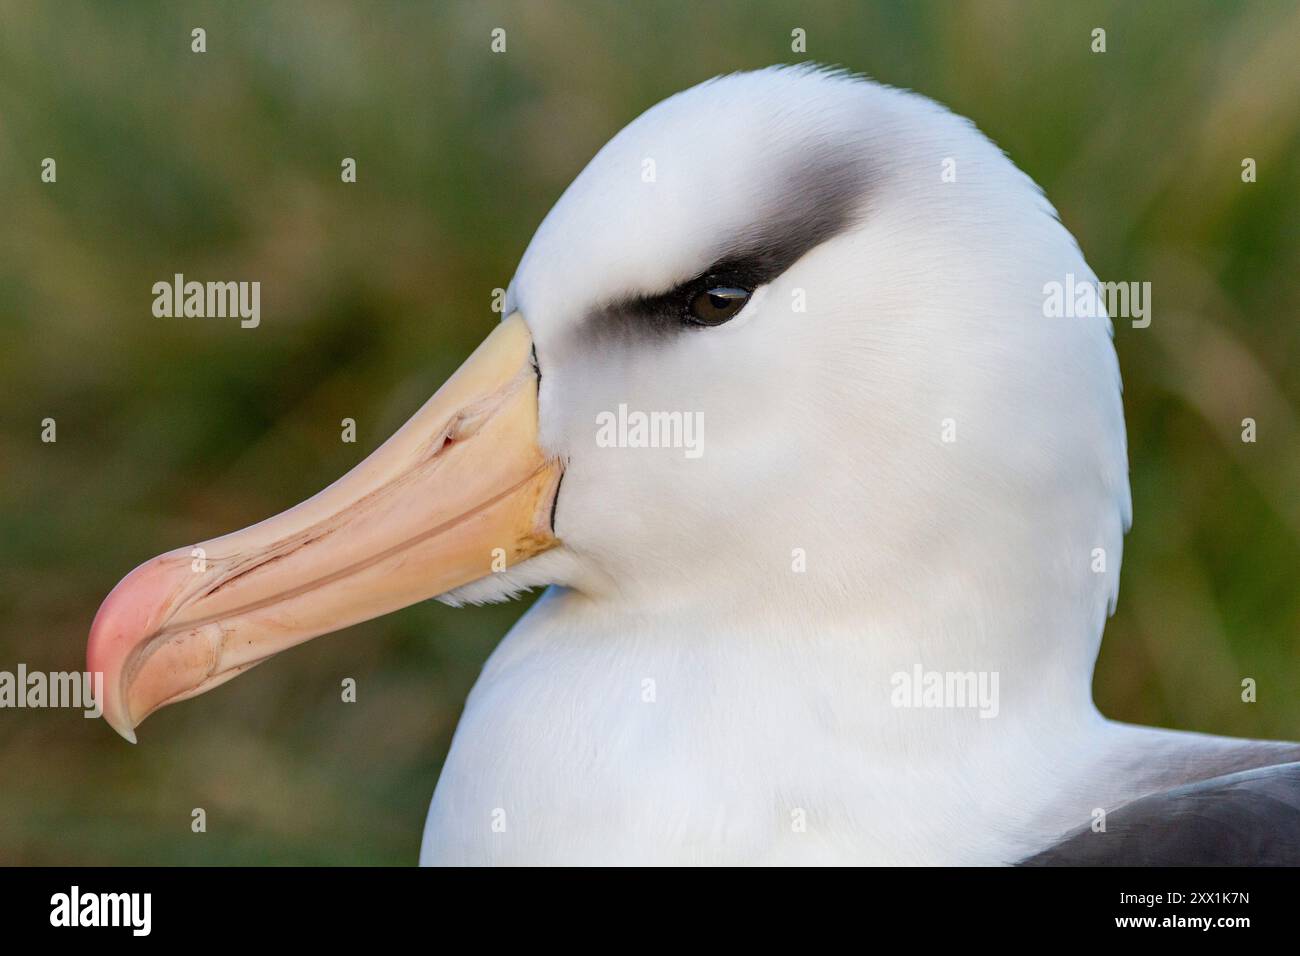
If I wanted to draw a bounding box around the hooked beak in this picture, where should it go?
[86,314,562,743]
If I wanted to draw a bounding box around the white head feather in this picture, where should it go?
[449,66,1129,676]
[428,66,1136,864]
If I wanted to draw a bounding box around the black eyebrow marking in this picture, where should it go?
[590,139,874,338]
[711,140,873,287]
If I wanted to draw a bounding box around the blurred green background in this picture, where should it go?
[1,0,1297,864]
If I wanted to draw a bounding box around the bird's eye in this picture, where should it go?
[687,286,750,326]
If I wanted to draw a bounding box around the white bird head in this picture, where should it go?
[88,66,1130,742]
[460,67,1130,645]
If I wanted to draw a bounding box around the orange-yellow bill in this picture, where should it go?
[86,314,562,742]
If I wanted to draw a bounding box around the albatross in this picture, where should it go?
[87,65,1300,865]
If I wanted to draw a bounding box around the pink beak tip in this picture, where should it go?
[86,555,181,747]
[110,720,139,745]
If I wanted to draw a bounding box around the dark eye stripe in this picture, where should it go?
[585,137,873,340]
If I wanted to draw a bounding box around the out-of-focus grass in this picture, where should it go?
[0,0,1297,863]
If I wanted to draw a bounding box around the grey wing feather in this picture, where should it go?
[1019,761,1300,866]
